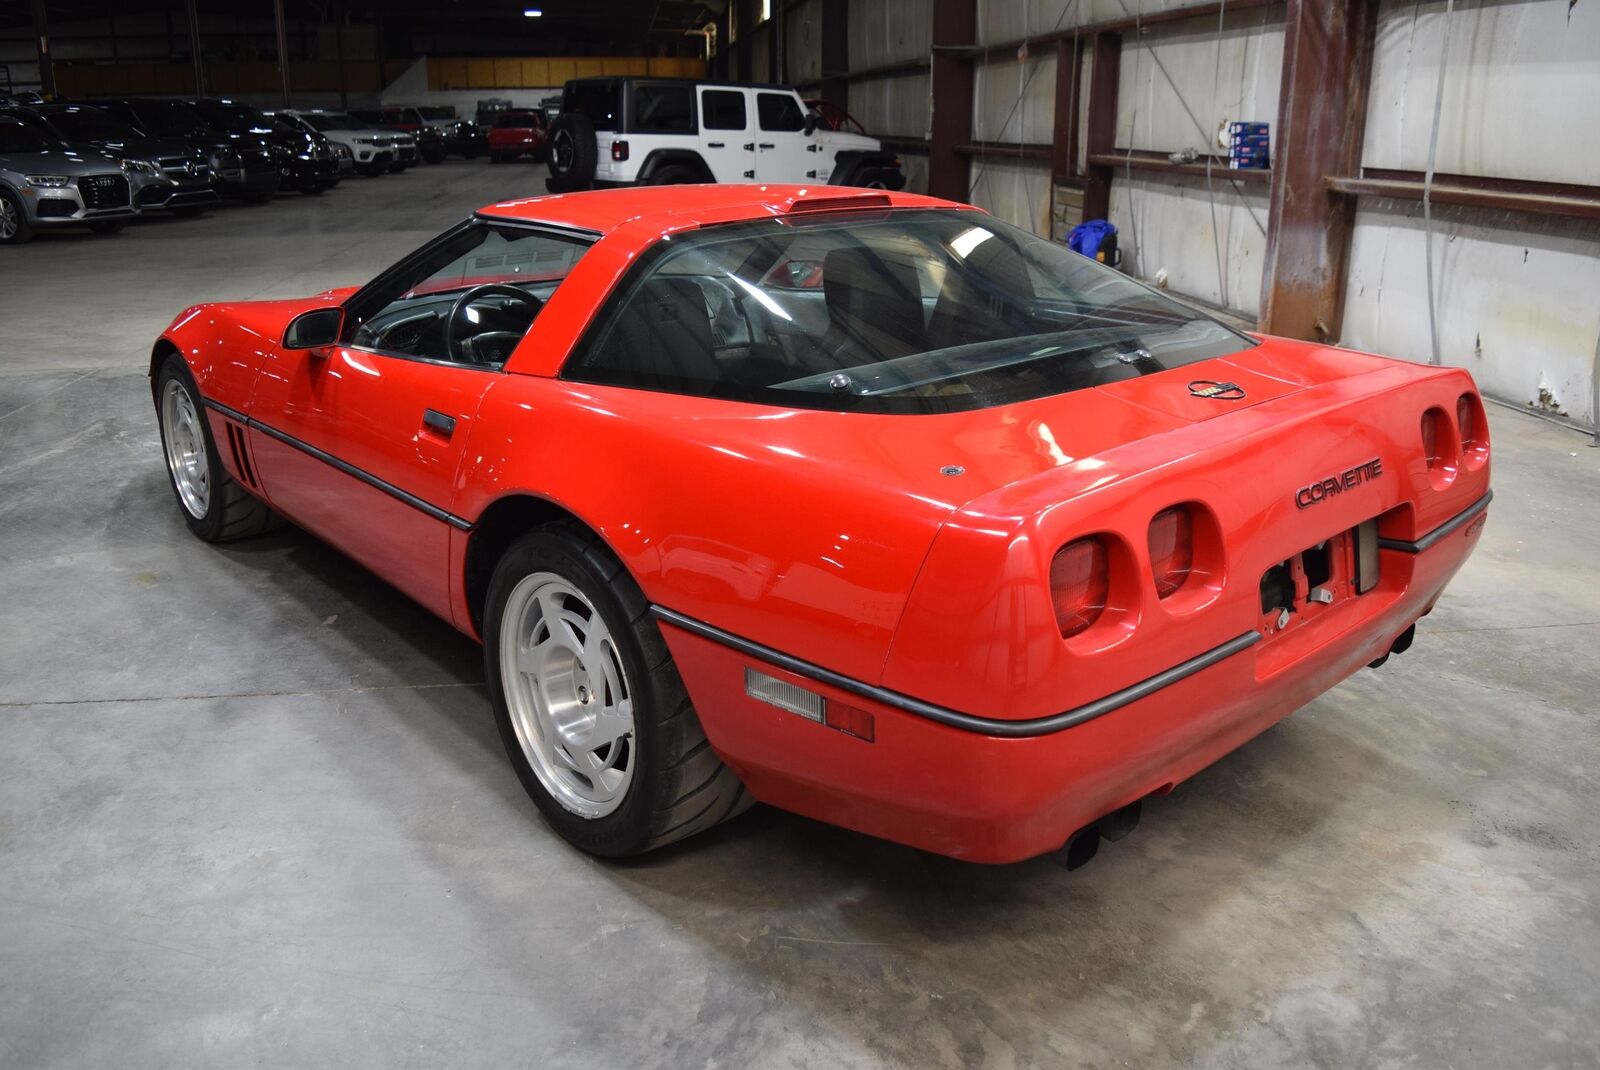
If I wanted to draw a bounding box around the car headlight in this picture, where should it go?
[120,159,160,177]
[24,175,71,188]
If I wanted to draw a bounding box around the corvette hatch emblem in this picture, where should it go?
[1295,457,1383,509]
[1188,380,1246,400]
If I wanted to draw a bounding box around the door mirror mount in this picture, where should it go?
[284,307,343,351]
[802,114,819,136]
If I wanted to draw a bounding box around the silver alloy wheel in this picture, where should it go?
[500,572,636,818]
[160,378,211,518]
[0,196,17,240]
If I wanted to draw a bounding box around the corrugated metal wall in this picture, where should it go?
[1340,0,1600,426]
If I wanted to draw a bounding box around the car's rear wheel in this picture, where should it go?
[484,524,752,857]
[156,355,278,543]
[651,163,701,185]
[1,190,34,244]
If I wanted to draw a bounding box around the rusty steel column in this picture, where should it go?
[30,0,54,99]
[819,0,848,113]
[184,0,206,95]
[1081,31,1121,221]
[1259,0,1379,342]
[1050,36,1083,184]
[273,0,292,107]
[928,0,975,201]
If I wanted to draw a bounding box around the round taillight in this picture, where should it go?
[1051,536,1110,638]
[1455,395,1474,447]
[1458,392,1489,468]
[1148,506,1194,598]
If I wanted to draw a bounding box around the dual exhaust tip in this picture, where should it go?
[1057,798,1142,871]
[1058,621,1421,870]
[1367,622,1416,669]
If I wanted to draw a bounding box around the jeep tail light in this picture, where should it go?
[611,139,629,161]
[1051,536,1110,638]
[1148,506,1194,598]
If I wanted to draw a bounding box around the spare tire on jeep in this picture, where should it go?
[545,113,598,193]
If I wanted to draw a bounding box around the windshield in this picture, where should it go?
[565,209,1254,414]
[192,101,271,133]
[133,100,210,138]
[43,107,140,142]
[419,106,455,119]
[302,113,361,132]
[495,111,539,128]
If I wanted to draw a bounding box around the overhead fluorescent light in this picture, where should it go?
[524,8,543,15]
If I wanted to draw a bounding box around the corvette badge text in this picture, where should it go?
[1294,458,1383,509]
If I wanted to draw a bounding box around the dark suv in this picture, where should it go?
[3,103,217,215]
[185,98,340,194]
[94,97,278,202]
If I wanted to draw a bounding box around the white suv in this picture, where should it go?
[545,77,904,193]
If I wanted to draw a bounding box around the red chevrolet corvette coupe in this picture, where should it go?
[151,185,1491,865]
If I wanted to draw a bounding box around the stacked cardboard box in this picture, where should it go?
[1229,121,1270,170]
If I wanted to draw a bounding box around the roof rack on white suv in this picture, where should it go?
[544,77,904,193]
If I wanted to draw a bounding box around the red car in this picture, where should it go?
[487,109,547,164]
[150,185,1491,866]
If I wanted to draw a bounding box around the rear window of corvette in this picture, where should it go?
[564,209,1254,414]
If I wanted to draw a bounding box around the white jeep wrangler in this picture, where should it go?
[544,77,904,193]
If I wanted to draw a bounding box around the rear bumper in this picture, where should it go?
[660,492,1489,863]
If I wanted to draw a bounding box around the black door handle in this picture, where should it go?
[422,409,456,438]
[758,142,775,150]
[742,142,754,151]
[742,170,755,178]
[707,141,725,148]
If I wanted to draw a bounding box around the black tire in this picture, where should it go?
[483,523,752,857]
[89,219,127,235]
[0,187,32,244]
[651,163,702,186]
[154,354,278,543]
[544,112,597,193]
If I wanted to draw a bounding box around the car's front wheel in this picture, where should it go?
[484,525,751,857]
[155,355,278,543]
[1,189,34,244]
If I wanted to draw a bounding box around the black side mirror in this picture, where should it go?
[284,306,343,350]
[803,113,819,136]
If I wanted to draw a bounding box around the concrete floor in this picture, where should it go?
[2,161,1598,1070]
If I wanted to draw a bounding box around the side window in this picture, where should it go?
[631,83,695,133]
[0,119,47,153]
[756,92,805,132]
[700,90,747,131]
[345,224,590,367]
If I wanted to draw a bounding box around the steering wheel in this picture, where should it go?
[445,284,543,363]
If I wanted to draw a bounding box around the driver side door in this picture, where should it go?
[245,221,590,621]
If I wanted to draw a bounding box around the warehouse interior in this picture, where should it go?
[1,1,1597,1067]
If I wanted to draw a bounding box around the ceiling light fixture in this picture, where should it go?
[524,8,543,16]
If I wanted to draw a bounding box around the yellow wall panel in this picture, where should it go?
[572,59,605,79]
[548,59,576,85]
[521,59,550,87]
[493,59,520,87]
[467,59,496,88]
